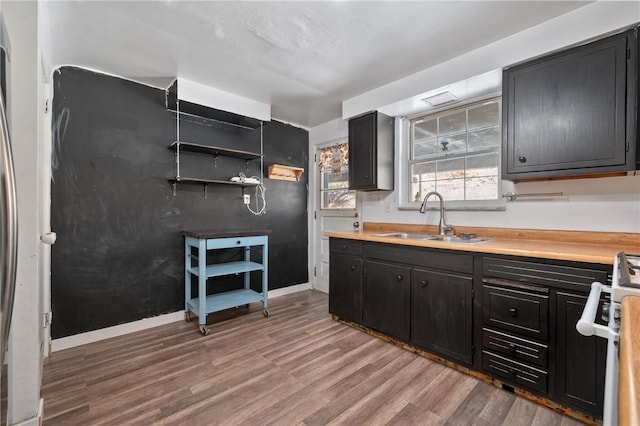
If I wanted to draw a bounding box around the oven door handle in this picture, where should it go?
[576,282,617,339]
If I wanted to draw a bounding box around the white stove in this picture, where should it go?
[577,252,640,426]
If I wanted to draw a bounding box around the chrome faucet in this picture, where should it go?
[419,191,453,235]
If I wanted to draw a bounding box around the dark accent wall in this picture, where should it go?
[51,67,309,338]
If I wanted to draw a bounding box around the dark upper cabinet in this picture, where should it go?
[502,25,638,180]
[411,268,473,365]
[348,111,394,190]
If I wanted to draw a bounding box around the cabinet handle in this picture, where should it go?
[364,174,369,179]
[518,156,527,163]
[342,245,348,251]
[420,280,428,287]
[396,275,403,281]
[350,265,357,272]
[508,308,518,317]
[236,240,241,245]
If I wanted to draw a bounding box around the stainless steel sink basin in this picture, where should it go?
[373,232,492,244]
[373,232,433,239]
[425,235,493,244]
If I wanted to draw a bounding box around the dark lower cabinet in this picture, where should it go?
[328,238,611,419]
[328,254,362,323]
[411,268,473,365]
[555,292,606,416]
[363,259,410,341]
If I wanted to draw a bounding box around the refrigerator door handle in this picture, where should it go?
[0,89,18,367]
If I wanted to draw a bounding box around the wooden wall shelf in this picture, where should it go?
[268,164,304,182]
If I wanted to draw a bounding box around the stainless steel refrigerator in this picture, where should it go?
[0,13,18,425]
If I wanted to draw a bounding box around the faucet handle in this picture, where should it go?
[443,225,455,235]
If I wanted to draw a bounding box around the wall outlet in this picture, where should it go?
[243,194,250,205]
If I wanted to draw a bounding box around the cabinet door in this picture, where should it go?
[329,254,363,324]
[412,269,473,365]
[349,112,376,189]
[363,260,410,341]
[555,292,606,416]
[503,29,632,179]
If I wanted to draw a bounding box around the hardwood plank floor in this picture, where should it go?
[42,290,583,426]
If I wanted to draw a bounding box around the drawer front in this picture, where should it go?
[366,243,473,274]
[483,327,548,368]
[483,284,549,340]
[330,238,363,257]
[482,350,548,394]
[483,257,609,292]
[203,235,267,249]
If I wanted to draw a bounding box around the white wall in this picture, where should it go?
[3,1,43,425]
[311,2,640,234]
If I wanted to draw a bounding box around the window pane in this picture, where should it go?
[436,157,465,180]
[413,118,437,140]
[322,169,349,190]
[468,101,499,130]
[413,138,438,159]
[321,189,355,209]
[438,110,466,136]
[468,125,500,152]
[437,178,465,201]
[466,152,499,178]
[438,132,466,155]
[411,162,436,201]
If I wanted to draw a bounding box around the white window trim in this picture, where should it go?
[397,93,507,211]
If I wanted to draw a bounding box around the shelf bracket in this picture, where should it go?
[172,182,177,197]
[203,183,208,198]
[213,155,218,168]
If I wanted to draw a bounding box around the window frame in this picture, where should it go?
[398,94,506,211]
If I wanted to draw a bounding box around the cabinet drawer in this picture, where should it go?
[482,350,548,394]
[483,284,549,340]
[483,327,548,368]
[483,257,608,292]
[330,239,362,256]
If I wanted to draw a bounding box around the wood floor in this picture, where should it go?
[42,290,583,426]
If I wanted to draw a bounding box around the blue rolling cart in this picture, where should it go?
[182,230,270,335]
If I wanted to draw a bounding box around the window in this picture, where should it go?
[404,97,503,209]
[318,142,356,209]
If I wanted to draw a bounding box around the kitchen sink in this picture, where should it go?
[373,232,492,244]
[425,235,493,244]
[373,232,433,239]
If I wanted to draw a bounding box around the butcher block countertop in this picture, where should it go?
[620,296,640,426]
[324,222,640,264]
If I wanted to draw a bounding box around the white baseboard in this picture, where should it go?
[50,283,312,352]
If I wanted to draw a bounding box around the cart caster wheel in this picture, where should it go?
[199,325,209,336]
[263,309,270,318]
[185,311,191,322]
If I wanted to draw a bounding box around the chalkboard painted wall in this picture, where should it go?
[51,67,309,338]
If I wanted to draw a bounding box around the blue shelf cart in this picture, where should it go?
[183,230,270,335]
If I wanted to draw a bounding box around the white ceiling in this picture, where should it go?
[40,1,590,128]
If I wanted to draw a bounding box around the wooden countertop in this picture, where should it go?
[620,296,640,426]
[324,222,640,264]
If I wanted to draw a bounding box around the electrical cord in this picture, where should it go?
[246,175,266,216]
